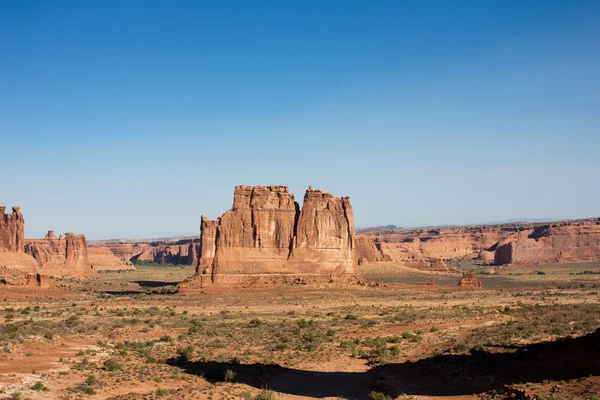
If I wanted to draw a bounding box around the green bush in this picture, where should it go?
[103,358,122,371]
[255,389,277,400]
[31,381,49,391]
[368,391,392,400]
[176,346,194,363]
[224,369,236,382]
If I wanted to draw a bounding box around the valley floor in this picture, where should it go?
[1,262,599,399]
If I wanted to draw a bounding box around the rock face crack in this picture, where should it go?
[189,185,357,286]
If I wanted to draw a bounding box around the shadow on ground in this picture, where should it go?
[168,328,600,399]
[133,280,180,288]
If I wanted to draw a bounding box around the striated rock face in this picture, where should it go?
[88,247,135,271]
[25,233,96,277]
[197,216,218,275]
[458,272,482,288]
[358,218,600,267]
[0,206,25,253]
[102,240,200,265]
[184,185,357,287]
[495,221,600,264]
[358,227,508,262]
[356,237,383,264]
[0,206,48,287]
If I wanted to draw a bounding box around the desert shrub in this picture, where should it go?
[224,369,236,382]
[248,318,262,328]
[369,391,392,400]
[85,374,98,386]
[255,389,277,400]
[103,358,122,371]
[155,388,176,396]
[176,346,194,363]
[30,382,49,391]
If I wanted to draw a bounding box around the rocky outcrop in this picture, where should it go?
[101,240,200,265]
[358,227,508,262]
[458,272,482,288]
[197,217,218,275]
[358,218,600,267]
[25,232,96,277]
[183,185,357,287]
[88,247,135,271]
[0,206,48,287]
[0,206,25,253]
[495,220,600,264]
[356,237,383,264]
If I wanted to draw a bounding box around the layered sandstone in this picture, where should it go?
[357,218,600,267]
[495,220,600,264]
[101,240,200,265]
[185,185,357,287]
[87,247,135,271]
[356,237,383,264]
[0,206,25,252]
[0,206,47,287]
[358,226,509,262]
[25,232,96,277]
[458,272,482,288]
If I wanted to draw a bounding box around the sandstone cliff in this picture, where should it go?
[356,237,383,264]
[101,240,200,266]
[25,232,96,277]
[87,247,135,271]
[184,185,358,287]
[357,218,600,267]
[495,220,600,264]
[0,206,48,287]
[0,206,25,253]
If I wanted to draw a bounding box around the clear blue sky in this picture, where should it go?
[1,0,599,239]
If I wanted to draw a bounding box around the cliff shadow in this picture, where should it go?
[133,280,182,288]
[167,329,600,399]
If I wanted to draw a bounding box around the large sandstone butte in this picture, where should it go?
[0,206,49,286]
[182,185,357,287]
[25,231,96,277]
[357,218,600,267]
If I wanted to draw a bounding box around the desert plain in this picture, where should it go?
[1,260,599,400]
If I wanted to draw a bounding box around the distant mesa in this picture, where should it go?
[180,185,358,289]
[97,240,199,267]
[356,218,600,268]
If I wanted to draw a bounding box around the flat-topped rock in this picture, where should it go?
[182,185,358,288]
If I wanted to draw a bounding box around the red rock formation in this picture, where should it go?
[87,247,135,271]
[184,185,358,287]
[355,237,383,264]
[101,240,200,265]
[458,272,482,288]
[359,227,508,262]
[0,206,47,287]
[197,216,218,275]
[358,218,600,267]
[0,206,25,253]
[25,233,96,277]
[495,220,600,264]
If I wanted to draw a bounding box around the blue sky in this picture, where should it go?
[1,0,599,239]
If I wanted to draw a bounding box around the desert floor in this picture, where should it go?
[1,261,599,400]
